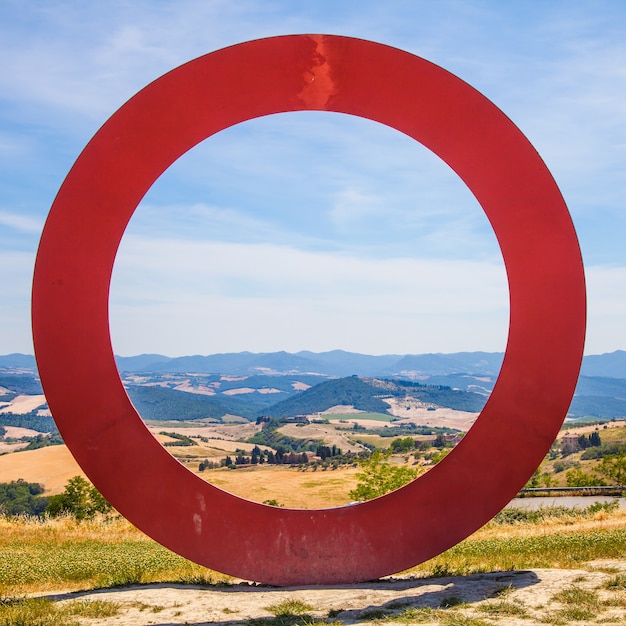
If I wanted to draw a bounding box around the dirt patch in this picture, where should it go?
[145,424,255,441]
[145,422,261,441]
[222,387,256,395]
[203,423,261,438]
[41,561,626,626]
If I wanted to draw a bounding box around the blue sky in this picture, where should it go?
[1,1,625,357]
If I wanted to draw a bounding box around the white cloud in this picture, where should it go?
[1,2,625,356]
[0,210,44,235]
[134,110,497,261]
[0,251,36,353]
[109,235,509,355]
[585,265,626,354]
[329,188,384,227]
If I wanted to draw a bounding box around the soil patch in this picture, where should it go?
[42,561,626,626]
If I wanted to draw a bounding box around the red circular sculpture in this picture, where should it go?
[32,35,585,585]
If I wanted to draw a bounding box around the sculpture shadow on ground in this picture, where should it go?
[42,569,541,626]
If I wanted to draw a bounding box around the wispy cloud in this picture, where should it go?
[585,265,626,354]
[0,210,43,235]
[110,234,509,355]
[0,250,36,353]
[135,111,498,260]
[1,1,625,355]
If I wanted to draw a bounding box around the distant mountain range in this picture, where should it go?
[1,349,625,378]
[1,350,625,422]
[114,350,504,377]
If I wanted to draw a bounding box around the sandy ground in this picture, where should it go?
[41,561,626,625]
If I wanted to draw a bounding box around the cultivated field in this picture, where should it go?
[197,464,360,508]
[384,398,479,430]
[0,442,359,507]
[3,415,626,624]
[277,422,366,453]
[0,445,87,493]
[0,394,47,415]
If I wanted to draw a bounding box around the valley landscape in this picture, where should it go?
[2,350,626,625]
[2,349,626,505]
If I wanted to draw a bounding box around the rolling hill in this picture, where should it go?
[263,376,486,418]
[2,350,626,425]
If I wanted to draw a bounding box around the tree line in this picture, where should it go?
[0,476,111,519]
[198,443,346,471]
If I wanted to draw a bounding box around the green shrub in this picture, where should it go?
[0,480,48,517]
[46,476,111,520]
[348,451,420,501]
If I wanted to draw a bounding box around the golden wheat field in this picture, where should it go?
[0,445,87,493]
[0,443,361,507]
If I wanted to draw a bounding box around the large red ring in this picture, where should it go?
[32,35,585,585]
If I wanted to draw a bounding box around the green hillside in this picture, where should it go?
[262,376,485,418]
[0,374,43,399]
[263,376,391,417]
[125,386,257,421]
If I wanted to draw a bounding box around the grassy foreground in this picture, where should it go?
[0,515,232,596]
[2,507,626,596]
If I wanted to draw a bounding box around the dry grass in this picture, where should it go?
[593,423,626,442]
[277,423,364,453]
[0,436,361,505]
[0,515,230,595]
[475,507,626,540]
[0,445,86,494]
[2,504,625,596]
[349,433,394,449]
[0,512,142,545]
[0,441,359,505]
[403,507,626,579]
[0,596,119,625]
[196,464,360,509]
[559,421,626,440]
[0,394,47,415]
